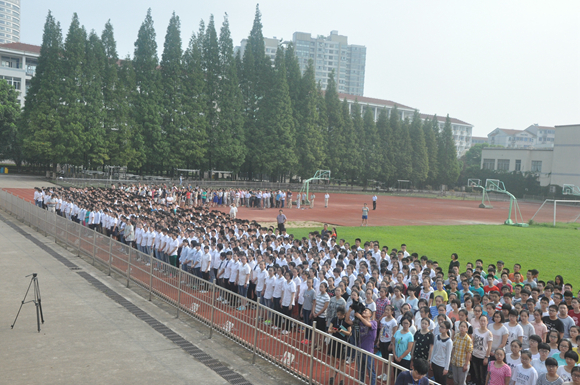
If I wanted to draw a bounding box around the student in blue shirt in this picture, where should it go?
[470,276,485,298]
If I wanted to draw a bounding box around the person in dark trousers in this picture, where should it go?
[276,210,287,234]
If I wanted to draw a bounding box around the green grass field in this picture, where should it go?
[287,224,580,290]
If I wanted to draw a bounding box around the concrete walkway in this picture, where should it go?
[0,174,56,189]
[0,209,302,385]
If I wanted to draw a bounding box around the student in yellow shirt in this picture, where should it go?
[432,279,449,306]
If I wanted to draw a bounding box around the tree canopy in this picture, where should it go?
[10,7,465,187]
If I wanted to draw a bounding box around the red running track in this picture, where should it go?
[8,187,579,226]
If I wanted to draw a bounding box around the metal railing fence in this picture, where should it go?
[0,189,441,385]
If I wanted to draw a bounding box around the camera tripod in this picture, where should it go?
[11,273,44,332]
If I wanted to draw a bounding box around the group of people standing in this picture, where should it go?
[31,183,580,385]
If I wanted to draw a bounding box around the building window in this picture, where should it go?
[515,159,521,172]
[531,161,542,173]
[1,55,20,68]
[483,159,495,170]
[497,159,510,171]
[0,75,21,90]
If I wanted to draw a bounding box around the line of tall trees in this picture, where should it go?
[5,6,461,187]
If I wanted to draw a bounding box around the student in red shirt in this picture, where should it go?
[569,298,580,327]
[496,273,513,293]
[484,275,500,294]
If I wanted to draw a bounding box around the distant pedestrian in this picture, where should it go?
[362,203,369,226]
[310,193,315,209]
[324,193,330,208]
[372,195,377,210]
[277,210,287,234]
[229,204,238,219]
[296,193,301,209]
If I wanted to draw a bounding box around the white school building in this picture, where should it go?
[480,124,580,187]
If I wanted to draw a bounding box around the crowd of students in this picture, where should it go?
[32,184,580,385]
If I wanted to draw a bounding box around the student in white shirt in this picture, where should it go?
[255,261,267,303]
[280,271,297,334]
[200,246,212,282]
[263,267,276,324]
[510,350,538,385]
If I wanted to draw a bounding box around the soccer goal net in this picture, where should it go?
[530,199,580,226]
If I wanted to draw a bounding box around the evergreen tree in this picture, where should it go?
[340,98,361,184]
[348,101,364,179]
[101,20,119,163]
[160,12,185,173]
[202,15,220,171]
[390,106,412,181]
[133,9,164,173]
[376,107,394,183]
[360,105,382,187]
[239,43,257,176]
[315,82,328,140]
[182,31,208,170]
[295,60,325,179]
[410,110,429,185]
[21,12,64,170]
[255,47,297,180]
[119,56,145,170]
[437,115,461,186]
[0,79,21,163]
[247,5,267,70]
[241,4,270,178]
[215,13,246,172]
[422,117,439,186]
[284,43,301,112]
[82,31,107,168]
[60,13,87,166]
[102,21,135,168]
[324,71,343,177]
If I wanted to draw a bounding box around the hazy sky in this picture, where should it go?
[20,0,580,137]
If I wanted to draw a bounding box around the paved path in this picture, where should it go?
[0,174,56,189]
[0,210,302,385]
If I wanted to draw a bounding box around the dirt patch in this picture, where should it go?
[260,221,326,228]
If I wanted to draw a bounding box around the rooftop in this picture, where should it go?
[338,93,415,110]
[337,93,472,126]
[419,113,472,127]
[0,42,41,54]
[483,147,553,151]
[500,129,525,135]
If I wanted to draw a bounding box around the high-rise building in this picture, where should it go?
[0,0,20,44]
[293,31,366,96]
[235,31,366,95]
[236,37,280,63]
